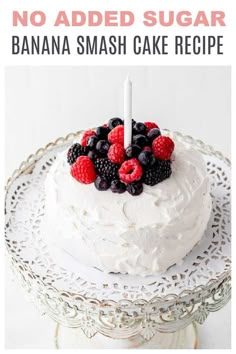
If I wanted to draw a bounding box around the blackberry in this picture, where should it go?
[143,160,172,186]
[67,143,87,165]
[94,158,119,181]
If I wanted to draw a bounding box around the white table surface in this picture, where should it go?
[5,66,231,349]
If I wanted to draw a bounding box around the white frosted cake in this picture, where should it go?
[43,119,212,277]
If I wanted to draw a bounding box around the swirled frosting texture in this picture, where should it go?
[44,140,212,276]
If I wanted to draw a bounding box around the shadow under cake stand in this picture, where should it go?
[5,130,231,349]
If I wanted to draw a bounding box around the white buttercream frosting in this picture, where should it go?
[43,140,212,276]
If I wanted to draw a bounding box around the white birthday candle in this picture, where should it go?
[124,76,132,149]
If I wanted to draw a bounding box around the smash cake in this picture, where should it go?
[44,118,212,277]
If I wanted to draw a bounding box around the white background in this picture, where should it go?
[5,65,231,349]
[5,65,230,177]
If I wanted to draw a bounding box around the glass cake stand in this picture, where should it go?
[5,130,231,349]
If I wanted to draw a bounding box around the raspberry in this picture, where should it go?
[94,158,119,181]
[143,160,172,186]
[119,158,143,183]
[144,122,159,132]
[108,143,125,164]
[108,125,124,145]
[81,130,96,147]
[152,136,175,160]
[71,156,96,184]
[67,143,87,165]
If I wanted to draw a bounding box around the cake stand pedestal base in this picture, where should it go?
[54,323,198,349]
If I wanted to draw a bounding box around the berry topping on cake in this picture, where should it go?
[143,146,152,151]
[127,181,143,196]
[119,158,143,183]
[81,130,96,147]
[67,143,88,165]
[71,156,97,184]
[67,119,174,195]
[94,176,110,191]
[152,136,175,160]
[108,125,125,145]
[147,128,161,142]
[138,150,156,167]
[94,158,119,181]
[87,150,98,161]
[110,179,126,193]
[143,160,172,186]
[125,144,142,159]
[132,134,149,148]
[87,135,99,149]
[108,117,123,130]
[144,121,159,132]
[96,126,109,139]
[133,122,147,135]
[96,140,110,155]
[108,143,125,164]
